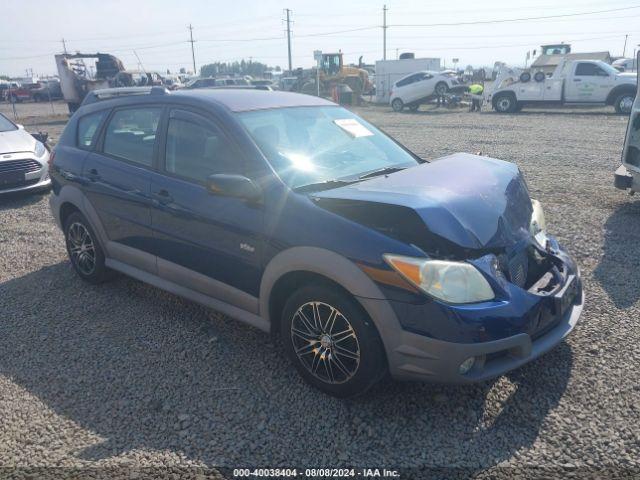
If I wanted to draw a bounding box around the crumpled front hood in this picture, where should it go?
[0,128,35,155]
[313,153,533,251]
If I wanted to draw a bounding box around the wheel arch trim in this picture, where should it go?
[259,246,403,359]
[50,184,111,257]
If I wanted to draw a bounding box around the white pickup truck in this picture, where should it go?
[489,59,637,114]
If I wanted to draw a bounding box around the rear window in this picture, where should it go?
[395,73,426,87]
[102,107,162,166]
[77,110,107,149]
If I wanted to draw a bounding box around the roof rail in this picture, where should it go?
[81,86,169,105]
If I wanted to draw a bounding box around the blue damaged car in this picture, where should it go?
[49,87,583,397]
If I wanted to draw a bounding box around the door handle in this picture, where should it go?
[87,168,100,181]
[573,79,582,82]
[152,189,173,205]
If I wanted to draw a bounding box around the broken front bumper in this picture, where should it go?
[383,286,583,383]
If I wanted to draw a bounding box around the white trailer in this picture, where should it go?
[375,57,440,103]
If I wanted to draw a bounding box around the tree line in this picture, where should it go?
[199,60,280,78]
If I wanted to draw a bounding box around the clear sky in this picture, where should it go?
[2,0,639,77]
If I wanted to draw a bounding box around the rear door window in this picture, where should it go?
[77,110,107,149]
[102,107,162,166]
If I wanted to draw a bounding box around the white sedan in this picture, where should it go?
[0,113,50,194]
[390,71,459,112]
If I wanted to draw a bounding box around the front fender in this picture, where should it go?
[259,246,404,360]
[606,84,637,104]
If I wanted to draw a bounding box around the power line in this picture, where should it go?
[392,34,631,53]
[294,26,378,38]
[198,35,283,43]
[390,4,640,27]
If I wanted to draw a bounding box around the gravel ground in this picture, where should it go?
[0,101,639,479]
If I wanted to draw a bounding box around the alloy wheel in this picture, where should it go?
[290,301,360,384]
[67,222,96,275]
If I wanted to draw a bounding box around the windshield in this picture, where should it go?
[237,106,419,189]
[599,62,620,76]
[0,113,17,132]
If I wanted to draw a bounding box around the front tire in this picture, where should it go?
[391,98,404,112]
[281,284,386,398]
[614,92,635,115]
[64,212,113,284]
[434,81,449,96]
[493,93,517,113]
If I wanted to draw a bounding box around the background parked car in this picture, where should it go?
[31,80,63,102]
[5,82,40,103]
[613,57,638,73]
[185,77,218,89]
[0,113,51,194]
[279,76,299,91]
[390,70,459,112]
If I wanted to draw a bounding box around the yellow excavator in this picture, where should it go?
[300,53,371,102]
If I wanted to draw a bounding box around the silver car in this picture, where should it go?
[0,113,51,194]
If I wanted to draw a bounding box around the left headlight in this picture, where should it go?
[34,140,47,158]
[383,254,495,304]
[530,199,547,247]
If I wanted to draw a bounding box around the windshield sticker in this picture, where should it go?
[334,118,374,138]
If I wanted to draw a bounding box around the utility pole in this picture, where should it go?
[285,9,293,73]
[188,24,197,75]
[623,34,629,57]
[383,5,388,61]
[61,38,67,54]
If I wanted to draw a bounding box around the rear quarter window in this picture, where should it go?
[77,110,108,149]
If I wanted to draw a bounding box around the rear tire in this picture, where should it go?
[280,284,386,398]
[493,93,517,113]
[614,92,635,115]
[391,98,404,112]
[64,212,114,284]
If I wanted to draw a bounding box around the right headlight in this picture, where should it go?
[530,199,548,247]
[383,254,495,304]
[34,140,47,158]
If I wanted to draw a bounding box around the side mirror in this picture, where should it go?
[206,174,262,203]
[16,124,24,130]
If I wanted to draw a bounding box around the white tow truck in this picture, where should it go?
[489,58,637,114]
